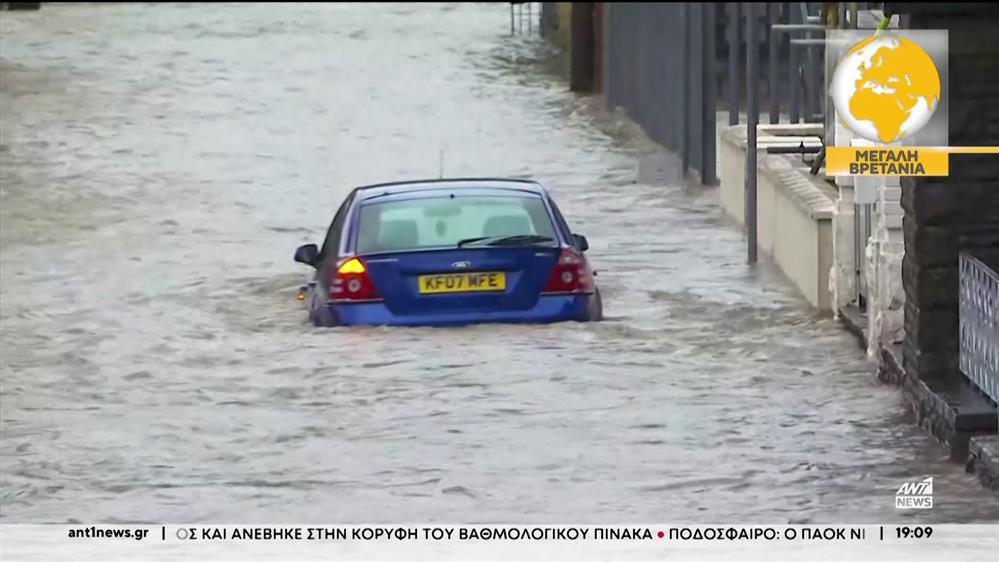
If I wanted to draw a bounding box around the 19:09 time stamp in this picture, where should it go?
[894,526,933,539]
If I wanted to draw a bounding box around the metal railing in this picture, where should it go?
[959,250,999,405]
[510,2,538,36]
[741,2,827,263]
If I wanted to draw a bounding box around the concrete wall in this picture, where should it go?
[719,132,745,225]
[829,183,856,316]
[865,175,906,360]
[718,125,834,311]
[759,160,834,311]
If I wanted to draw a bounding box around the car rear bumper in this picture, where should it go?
[326,294,594,327]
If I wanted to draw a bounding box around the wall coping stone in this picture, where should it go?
[720,125,835,221]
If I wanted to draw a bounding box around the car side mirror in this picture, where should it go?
[294,244,319,268]
[573,234,589,252]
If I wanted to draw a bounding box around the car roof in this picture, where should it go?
[353,178,547,202]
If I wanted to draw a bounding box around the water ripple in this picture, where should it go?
[1,2,996,525]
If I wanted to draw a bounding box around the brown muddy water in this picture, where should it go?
[1,3,997,524]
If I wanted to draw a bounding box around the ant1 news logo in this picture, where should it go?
[895,477,933,509]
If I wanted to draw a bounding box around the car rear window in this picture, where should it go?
[355,195,558,253]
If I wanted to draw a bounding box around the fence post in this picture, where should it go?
[801,3,821,122]
[768,3,780,124]
[788,3,800,123]
[728,2,741,126]
[746,1,759,264]
[681,3,691,176]
[702,3,718,186]
[602,3,613,109]
[570,3,596,92]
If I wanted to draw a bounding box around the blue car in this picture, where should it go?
[293,178,603,327]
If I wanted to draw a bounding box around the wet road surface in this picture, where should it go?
[2,3,997,524]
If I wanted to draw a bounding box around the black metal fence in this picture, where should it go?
[600,3,839,189]
[960,250,999,406]
[603,3,716,183]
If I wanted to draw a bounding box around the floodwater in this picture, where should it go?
[1,3,996,524]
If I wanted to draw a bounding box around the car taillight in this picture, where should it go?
[543,248,595,294]
[330,257,381,301]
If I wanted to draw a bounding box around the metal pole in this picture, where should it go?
[727,2,740,125]
[771,23,826,31]
[519,4,524,34]
[825,6,836,152]
[746,1,759,264]
[681,3,690,176]
[510,4,515,35]
[801,3,820,122]
[788,3,800,123]
[768,3,779,124]
[702,2,718,185]
[603,2,613,108]
[528,3,532,34]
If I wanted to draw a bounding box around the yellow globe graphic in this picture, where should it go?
[830,33,940,144]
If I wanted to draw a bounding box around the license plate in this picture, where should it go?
[418,272,506,294]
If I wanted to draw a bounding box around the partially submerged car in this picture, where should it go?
[294,178,602,327]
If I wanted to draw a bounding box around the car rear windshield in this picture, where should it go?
[355,195,559,253]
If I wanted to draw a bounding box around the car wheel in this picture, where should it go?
[311,304,337,328]
[588,288,604,322]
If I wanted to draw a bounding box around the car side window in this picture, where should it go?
[319,192,355,265]
[547,198,573,240]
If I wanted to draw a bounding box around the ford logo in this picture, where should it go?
[451,261,471,270]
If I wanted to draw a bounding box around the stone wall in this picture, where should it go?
[892,3,999,385]
[967,436,999,490]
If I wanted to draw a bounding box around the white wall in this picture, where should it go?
[717,126,835,312]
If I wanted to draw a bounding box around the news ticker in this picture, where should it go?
[2,524,998,561]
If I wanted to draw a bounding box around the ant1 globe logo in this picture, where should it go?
[824,29,965,177]
[830,33,940,145]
